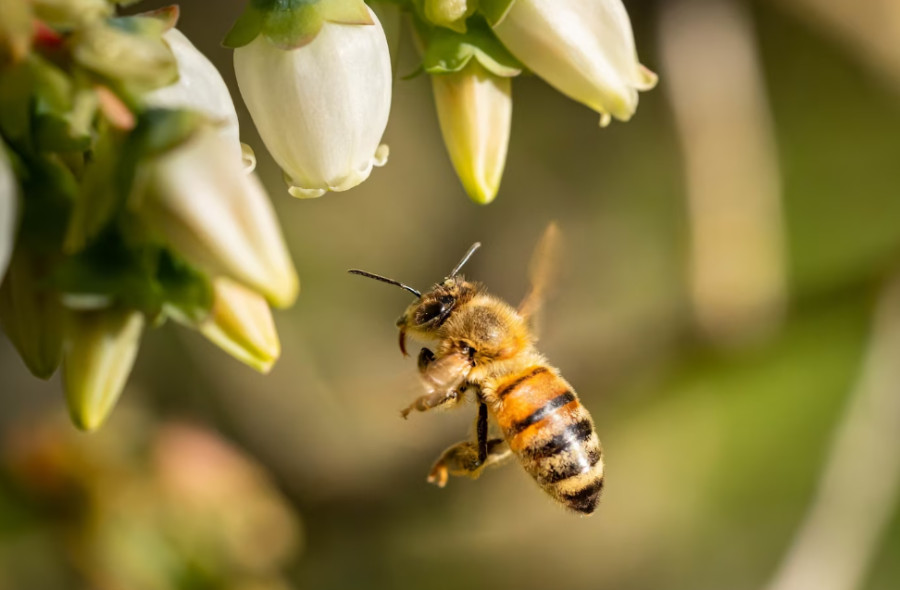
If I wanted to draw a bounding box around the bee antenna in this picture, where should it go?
[348,269,422,298]
[448,242,481,278]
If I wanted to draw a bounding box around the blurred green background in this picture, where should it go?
[3,0,900,589]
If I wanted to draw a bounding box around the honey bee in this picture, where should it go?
[349,225,604,514]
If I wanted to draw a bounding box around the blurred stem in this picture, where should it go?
[764,275,900,590]
[771,0,900,93]
[659,0,787,346]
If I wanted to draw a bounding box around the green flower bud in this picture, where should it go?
[33,0,113,29]
[432,62,511,204]
[0,0,33,63]
[72,21,177,92]
[194,277,281,374]
[0,251,64,379]
[424,0,476,33]
[62,308,144,431]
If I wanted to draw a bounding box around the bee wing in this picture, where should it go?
[518,222,561,332]
[420,351,472,395]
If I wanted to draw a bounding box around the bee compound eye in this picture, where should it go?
[416,296,456,325]
[416,301,444,324]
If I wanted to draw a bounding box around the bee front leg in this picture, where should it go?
[417,347,436,371]
[401,349,470,419]
[399,387,463,419]
[427,403,513,487]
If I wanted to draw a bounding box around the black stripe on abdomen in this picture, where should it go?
[541,447,602,484]
[561,478,605,514]
[524,419,593,460]
[496,367,549,400]
[509,391,576,435]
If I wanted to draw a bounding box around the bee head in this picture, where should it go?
[350,242,482,356]
[397,277,476,329]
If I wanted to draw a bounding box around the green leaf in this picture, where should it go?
[0,61,34,147]
[64,109,201,255]
[223,4,266,48]
[224,0,372,50]
[29,56,96,152]
[64,125,125,254]
[17,153,77,253]
[51,231,214,322]
[420,16,522,77]
[133,5,180,31]
[135,108,203,157]
[156,249,214,323]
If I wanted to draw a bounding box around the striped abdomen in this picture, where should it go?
[491,366,604,514]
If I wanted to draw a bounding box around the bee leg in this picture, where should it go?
[402,349,471,418]
[426,438,511,488]
[400,387,462,419]
[417,347,436,371]
[427,405,512,487]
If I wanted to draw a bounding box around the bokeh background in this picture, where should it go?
[3,0,900,588]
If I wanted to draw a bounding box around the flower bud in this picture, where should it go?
[431,62,511,204]
[33,0,112,28]
[233,6,392,198]
[0,0,32,63]
[0,251,64,379]
[424,0,475,33]
[72,21,178,92]
[146,28,248,169]
[490,0,657,125]
[0,146,17,282]
[140,126,299,308]
[196,277,281,374]
[62,308,144,431]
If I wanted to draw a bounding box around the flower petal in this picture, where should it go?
[493,0,655,122]
[147,28,244,165]
[142,127,299,308]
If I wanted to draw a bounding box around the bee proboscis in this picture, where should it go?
[349,224,604,514]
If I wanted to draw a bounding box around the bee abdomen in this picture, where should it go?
[493,368,605,514]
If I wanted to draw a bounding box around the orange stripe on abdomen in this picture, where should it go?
[493,368,580,451]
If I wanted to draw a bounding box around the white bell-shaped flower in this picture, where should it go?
[139,126,299,308]
[0,146,17,283]
[491,0,657,126]
[147,28,254,170]
[233,6,392,198]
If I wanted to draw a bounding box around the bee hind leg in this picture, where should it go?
[427,403,512,487]
[426,438,511,488]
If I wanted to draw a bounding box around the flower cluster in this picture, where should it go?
[0,3,297,430]
[0,0,655,431]
[226,0,656,204]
